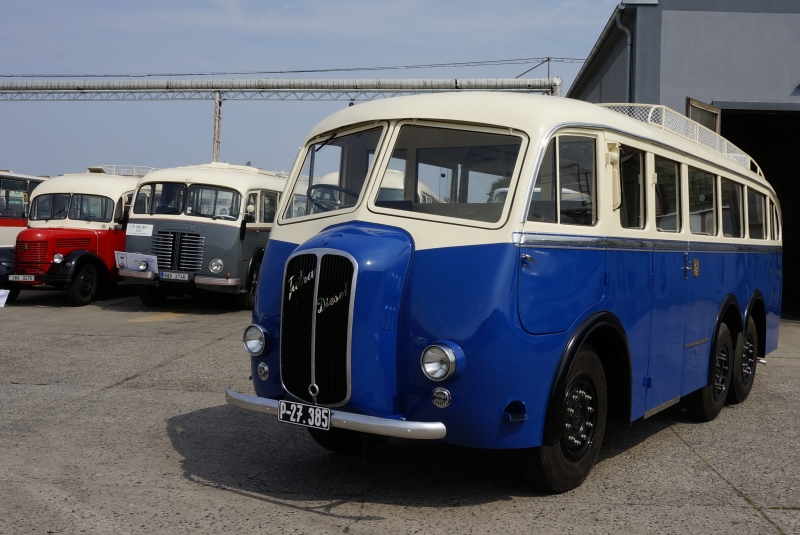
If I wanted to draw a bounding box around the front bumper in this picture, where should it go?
[225,388,446,440]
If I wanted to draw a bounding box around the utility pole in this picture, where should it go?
[212,91,222,162]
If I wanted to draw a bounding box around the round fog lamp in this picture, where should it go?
[257,362,270,381]
[210,259,224,273]
[421,344,456,381]
[138,260,148,271]
[53,253,64,264]
[243,324,268,356]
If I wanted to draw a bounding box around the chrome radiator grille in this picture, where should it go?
[280,251,355,406]
[151,231,204,272]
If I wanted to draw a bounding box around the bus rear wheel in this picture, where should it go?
[67,264,97,306]
[522,344,607,493]
[729,316,758,404]
[234,261,260,310]
[688,322,733,421]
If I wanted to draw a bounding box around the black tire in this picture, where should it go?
[5,286,21,304]
[687,322,733,421]
[66,264,97,306]
[308,427,362,454]
[522,344,607,493]
[234,261,260,310]
[729,316,758,404]
[138,285,168,307]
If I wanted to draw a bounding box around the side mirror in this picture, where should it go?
[247,204,255,214]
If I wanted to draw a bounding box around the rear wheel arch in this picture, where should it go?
[542,312,632,446]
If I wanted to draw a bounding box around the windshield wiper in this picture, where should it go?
[45,207,66,222]
[315,133,338,153]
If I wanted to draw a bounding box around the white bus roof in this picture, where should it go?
[0,171,48,182]
[305,92,770,190]
[137,162,288,193]
[31,173,139,200]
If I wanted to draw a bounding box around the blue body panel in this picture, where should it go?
[249,221,782,449]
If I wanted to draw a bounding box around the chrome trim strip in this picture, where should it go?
[279,247,358,408]
[685,338,709,349]
[119,269,155,279]
[194,276,242,286]
[519,121,778,224]
[514,232,782,253]
[644,395,680,419]
[225,388,446,440]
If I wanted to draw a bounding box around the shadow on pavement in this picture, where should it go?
[9,284,247,316]
[166,402,696,512]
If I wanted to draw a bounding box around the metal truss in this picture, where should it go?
[0,77,563,101]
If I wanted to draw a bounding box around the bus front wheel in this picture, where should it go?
[67,264,97,306]
[5,286,21,304]
[138,285,168,307]
[522,344,607,493]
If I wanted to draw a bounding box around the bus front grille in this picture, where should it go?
[280,252,354,406]
[151,232,204,273]
[14,240,47,264]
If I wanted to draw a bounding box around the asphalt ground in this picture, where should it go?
[1,287,799,534]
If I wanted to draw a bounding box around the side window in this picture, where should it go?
[559,136,596,226]
[134,185,151,214]
[688,167,716,235]
[619,144,645,229]
[261,191,278,224]
[771,201,781,240]
[244,192,258,223]
[720,178,743,238]
[527,139,556,223]
[654,155,680,232]
[747,188,766,240]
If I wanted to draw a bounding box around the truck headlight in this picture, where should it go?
[210,259,224,273]
[421,344,456,381]
[53,253,64,264]
[243,324,270,356]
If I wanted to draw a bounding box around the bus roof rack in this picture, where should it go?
[597,104,763,177]
[87,165,157,177]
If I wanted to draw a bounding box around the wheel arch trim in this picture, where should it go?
[542,311,632,446]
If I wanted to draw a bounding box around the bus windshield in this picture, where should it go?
[30,193,71,220]
[68,194,115,222]
[134,183,186,215]
[186,185,241,220]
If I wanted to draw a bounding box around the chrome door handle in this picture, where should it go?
[521,254,535,265]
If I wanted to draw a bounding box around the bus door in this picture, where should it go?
[646,156,687,415]
[518,135,605,335]
[241,191,261,261]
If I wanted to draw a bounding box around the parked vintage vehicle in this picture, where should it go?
[0,171,48,247]
[225,93,782,492]
[117,162,287,308]
[0,167,146,305]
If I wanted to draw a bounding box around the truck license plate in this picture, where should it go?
[160,271,189,281]
[9,275,34,281]
[278,400,331,430]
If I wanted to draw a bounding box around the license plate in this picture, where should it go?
[9,275,34,281]
[278,400,331,430]
[160,271,189,281]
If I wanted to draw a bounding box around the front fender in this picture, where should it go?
[55,250,108,279]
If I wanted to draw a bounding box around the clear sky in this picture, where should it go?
[1,0,619,177]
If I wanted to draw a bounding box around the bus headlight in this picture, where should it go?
[210,259,224,273]
[421,344,456,381]
[53,253,64,264]
[243,324,270,356]
[138,260,148,271]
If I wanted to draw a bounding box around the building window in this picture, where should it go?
[686,97,721,133]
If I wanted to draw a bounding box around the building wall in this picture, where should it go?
[660,10,800,112]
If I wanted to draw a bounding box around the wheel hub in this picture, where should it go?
[713,344,730,401]
[742,334,755,382]
[561,379,597,461]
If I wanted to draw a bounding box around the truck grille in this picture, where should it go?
[151,231,204,272]
[55,238,93,250]
[280,252,355,406]
[15,240,47,263]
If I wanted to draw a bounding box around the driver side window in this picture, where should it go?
[244,192,258,224]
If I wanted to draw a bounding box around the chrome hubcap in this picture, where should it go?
[742,334,755,383]
[713,344,730,401]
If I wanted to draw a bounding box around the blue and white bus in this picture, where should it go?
[226,93,782,492]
